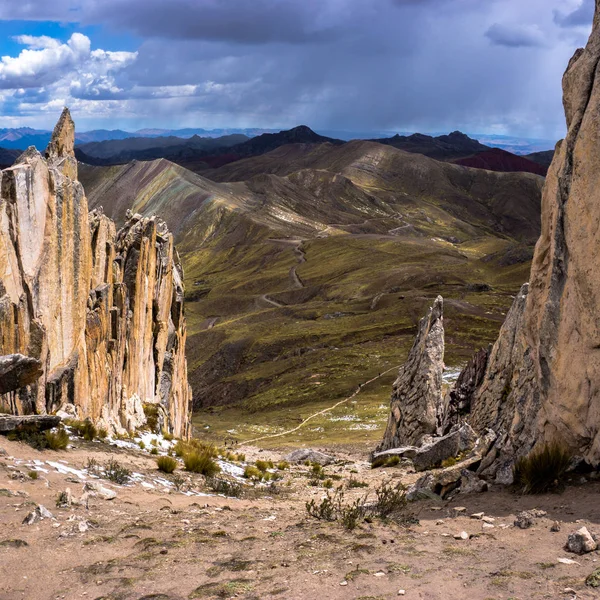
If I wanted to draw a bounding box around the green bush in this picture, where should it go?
[374,481,407,518]
[306,492,337,521]
[347,477,368,489]
[184,450,220,476]
[45,428,70,450]
[206,477,244,498]
[104,459,131,484]
[27,470,39,480]
[162,431,174,441]
[143,403,159,432]
[66,419,97,441]
[243,466,263,481]
[157,456,177,474]
[150,447,159,455]
[587,567,600,588]
[277,461,289,471]
[371,454,400,469]
[513,442,572,494]
[255,459,273,472]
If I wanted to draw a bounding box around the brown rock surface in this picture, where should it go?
[0,109,191,437]
[454,1,600,474]
[378,296,445,450]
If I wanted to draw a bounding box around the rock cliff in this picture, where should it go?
[377,296,445,451]
[0,109,191,437]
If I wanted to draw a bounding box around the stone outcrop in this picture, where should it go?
[0,109,191,437]
[378,296,445,451]
[447,2,600,475]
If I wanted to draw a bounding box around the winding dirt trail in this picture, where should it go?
[243,364,400,445]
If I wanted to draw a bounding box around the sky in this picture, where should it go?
[0,0,594,138]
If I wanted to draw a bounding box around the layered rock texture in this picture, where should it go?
[379,3,600,478]
[0,109,191,437]
[378,296,445,451]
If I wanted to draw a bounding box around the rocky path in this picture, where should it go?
[243,364,400,444]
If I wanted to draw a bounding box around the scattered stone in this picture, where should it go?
[84,481,117,500]
[470,512,484,520]
[514,510,545,529]
[557,558,580,565]
[454,531,469,540]
[453,507,467,515]
[482,516,495,524]
[551,521,562,532]
[482,523,495,529]
[566,527,598,555]
[398,591,406,596]
[339,581,348,586]
[285,449,335,466]
[22,505,54,525]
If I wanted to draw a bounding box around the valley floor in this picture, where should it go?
[1,436,600,600]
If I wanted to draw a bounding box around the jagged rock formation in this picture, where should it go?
[446,2,600,478]
[378,296,445,450]
[0,109,191,437]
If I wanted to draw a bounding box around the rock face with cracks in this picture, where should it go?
[0,109,191,437]
[378,295,445,451]
[457,1,600,474]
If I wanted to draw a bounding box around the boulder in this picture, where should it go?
[566,527,598,554]
[0,414,60,433]
[378,296,445,451]
[285,449,335,466]
[84,481,117,500]
[0,355,43,395]
[374,423,477,472]
[22,504,54,525]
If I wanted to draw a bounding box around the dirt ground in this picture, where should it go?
[1,435,599,600]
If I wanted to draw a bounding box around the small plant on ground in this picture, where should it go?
[206,477,244,498]
[157,456,177,474]
[162,431,174,441]
[512,442,572,494]
[143,403,160,432]
[139,441,146,450]
[56,490,70,507]
[184,450,220,476]
[243,466,264,481]
[338,494,367,531]
[306,491,337,521]
[104,459,132,484]
[347,477,368,489]
[150,447,159,455]
[323,479,333,489]
[171,472,187,491]
[373,481,407,518]
[65,419,97,441]
[371,455,400,469]
[45,428,70,450]
[277,461,289,470]
[255,459,273,472]
[97,427,108,440]
[27,470,38,480]
[587,567,600,588]
[85,457,100,475]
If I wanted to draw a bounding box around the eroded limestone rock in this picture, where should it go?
[378,296,445,451]
[0,109,191,437]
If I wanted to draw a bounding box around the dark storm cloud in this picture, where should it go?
[0,0,595,138]
[554,0,595,27]
[485,23,547,47]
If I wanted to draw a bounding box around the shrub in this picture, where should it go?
[184,450,220,476]
[143,403,159,432]
[27,470,38,480]
[371,455,400,469]
[323,479,333,489]
[236,453,246,462]
[150,447,159,455]
[104,459,131,484]
[66,419,97,441]
[243,466,263,481]
[139,441,146,450]
[45,428,70,451]
[85,457,100,475]
[173,440,186,457]
[338,496,367,531]
[207,477,244,498]
[306,491,337,521]
[277,461,289,471]
[347,477,368,489]
[587,567,600,588]
[513,442,572,494]
[163,431,174,442]
[157,456,177,474]
[255,459,273,472]
[56,490,70,507]
[171,472,187,491]
[373,481,407,518]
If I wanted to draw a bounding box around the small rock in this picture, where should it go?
[78,520,89,533]
[551,521,562,532]
[482,516,495,524]
[84,481,117,500]
[557,557,580,565]
[566,526,598,555]
[22,504,54,525]
[482,522,495,529]
[398,591,406,596]
[285,449,335,466]
[453,506,466,515]
[470,512,484,520]
[563,588,577,595]
[514,511,537,529]
[454,531,469,540]
[339,581,348,586]
[374,572,386,577]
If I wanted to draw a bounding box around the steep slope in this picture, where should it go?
[82,138,543,441]
[0,110,191,437]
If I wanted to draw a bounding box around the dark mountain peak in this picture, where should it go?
[443,131,473,141]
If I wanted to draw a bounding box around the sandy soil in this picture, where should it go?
[1,435,599,600]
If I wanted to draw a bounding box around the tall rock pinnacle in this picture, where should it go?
[45,107,75,161]
[378,296,445,451]
[0,111,191,437]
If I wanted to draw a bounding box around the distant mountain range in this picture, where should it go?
[0,124,555,177]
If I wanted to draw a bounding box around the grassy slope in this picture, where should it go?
[80,142,540,447]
